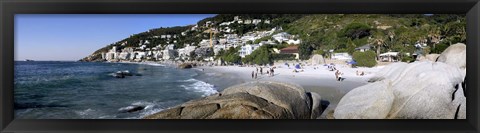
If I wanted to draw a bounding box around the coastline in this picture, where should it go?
[94,61,381,119]
[196,64,382,118]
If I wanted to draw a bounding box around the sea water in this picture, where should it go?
[14,61,218,119]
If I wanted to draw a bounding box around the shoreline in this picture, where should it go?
[196,64,381,118]
[89,61,381,119]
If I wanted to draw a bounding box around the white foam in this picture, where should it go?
[140,108,165,118]
[182,79,218,97]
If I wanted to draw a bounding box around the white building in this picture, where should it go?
[379,52,399,62]
[272,32,292,43]
[264,20,271,24]
[105,46,118,61]
[244,19,252,24]
[162,49,178,60]
[252,19,262,25]
[332,52,352,60]
[178,45,197,59]
[239,44,260,58]
[286,39,301,45]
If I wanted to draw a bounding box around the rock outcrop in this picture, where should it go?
[144,81,324,119]
[437,43,466,69]
[418,54,440,62]
[336,44,466,119]
[334,80,394,119]
[336,62,465,119]
[178,63,193,69]
[310,54,326,65]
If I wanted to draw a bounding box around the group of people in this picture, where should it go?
[328,65,337,71]
[356,70,365,76]
[251,67,275,79]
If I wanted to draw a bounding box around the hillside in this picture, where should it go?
[80,14,465,63]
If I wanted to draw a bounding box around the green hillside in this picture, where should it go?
[81,14,465,62]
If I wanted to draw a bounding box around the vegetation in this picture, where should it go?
[352,51,377,67]
[84,14,466,64]
[216,47,242,64]
[242,45,274,65]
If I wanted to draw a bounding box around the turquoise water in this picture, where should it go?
[14,61,218,119]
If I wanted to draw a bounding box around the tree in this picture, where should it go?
[353,51,377,67]
[243,45,274,65]
[369,30,387,60]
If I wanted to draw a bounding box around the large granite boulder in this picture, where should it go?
[418,54,440,62]
[310,54,326,65]
[437,43,466,69]
[334,80,394,119]
[144,81,323,119]
[368,62,408,83]
[336,61,465,119]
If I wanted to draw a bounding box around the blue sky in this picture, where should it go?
[15,14,216,61]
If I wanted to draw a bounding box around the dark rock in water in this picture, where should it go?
[119,105,145,113]
[144,81,323,119]
[178,63,193,69]
[135,74,143,76]
[113,70,134,78]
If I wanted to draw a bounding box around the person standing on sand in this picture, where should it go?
[260,67,263,75]
[256,67,258,73]
[255,72,258,79]
[271,68,274,76]
[338,71,343,81]
[335,70,339,80]
[252,71,255,79]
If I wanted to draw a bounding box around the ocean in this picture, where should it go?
[14,61,220,119]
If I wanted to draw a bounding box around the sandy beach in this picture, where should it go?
[197,63,383,117]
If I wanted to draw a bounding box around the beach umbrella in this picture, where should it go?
[295,64,301,69]
[347,60,357,65]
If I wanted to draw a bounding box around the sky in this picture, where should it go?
[15,14,216,61]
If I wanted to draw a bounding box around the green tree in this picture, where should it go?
[353,51,377,67]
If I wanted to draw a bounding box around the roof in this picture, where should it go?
[355,44,372,50]
[280,46,299,54]
[379,52,399,56]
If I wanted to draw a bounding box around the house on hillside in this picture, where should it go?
[239,44,260,58]
[272,32,292,43]
[355,44,372,52]
[279,46,300,60]
[379,52,399,62]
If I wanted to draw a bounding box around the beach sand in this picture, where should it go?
[197,63,383,118]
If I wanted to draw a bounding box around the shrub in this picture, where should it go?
[272,54,296,60]
[352,51,377,67]
[401,56,414,63]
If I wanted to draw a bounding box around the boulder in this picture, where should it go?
[221,81,312,119]
[334,80,394,119]
[347,61,466,119]
[178,63,193,69]
[310,54,326,65]
[144,81,323,119]
[418,54,440,62]
[437,43,466,69]
[368,62,408,82]
[118,105,145,113]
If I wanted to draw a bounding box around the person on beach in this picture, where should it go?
[255,72,258,79]
[335,70,339,80]
[256,67,259,73]
[260,67,263,75]
[252,71,255,79]
[338,71,343,81]
[271,68,274,76]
